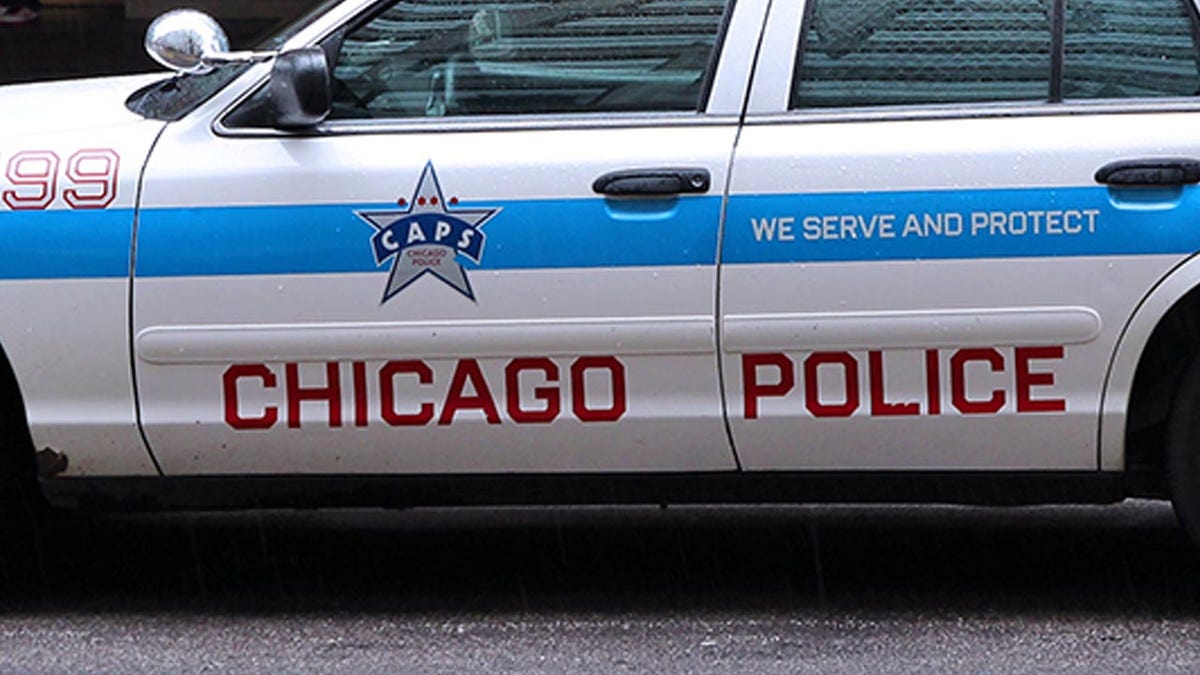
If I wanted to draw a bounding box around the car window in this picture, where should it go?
[255,0,349,50]
[791,0,1200,109]
[792,0,1053,108]
[328,0,730,119]
[1064,0,1200,98]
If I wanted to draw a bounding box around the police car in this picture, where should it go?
[3,0,1200,543]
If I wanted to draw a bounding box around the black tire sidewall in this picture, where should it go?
[1167,356,1200,542]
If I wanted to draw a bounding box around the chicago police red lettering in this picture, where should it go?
[571,356,627,422]
[950,348,1005,414]
[286,362,342,428]
[742,346,1065,419]
[379,360,434,426]
[505,358,559,423]
[223,356,628,430]
[868,350,920,416]
[742,353,792,419]
[438,359,501,426]
[1014,346,1067,413]
[223,364,278,430]
[803,351,859,418]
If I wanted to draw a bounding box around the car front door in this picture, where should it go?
[722,0,1200,471]
[132,0,764,475]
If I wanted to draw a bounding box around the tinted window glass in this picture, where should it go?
[329,0,728,119]
[792,0,1052,108]
[1064,0,1200,98]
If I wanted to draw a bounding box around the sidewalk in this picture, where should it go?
[0,6,273,85]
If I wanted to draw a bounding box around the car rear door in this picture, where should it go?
[722,0,1200,471]
[132,0,765,476]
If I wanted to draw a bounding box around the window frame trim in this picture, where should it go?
[212,0,755,136]
[773,0,1200,115]
[743,96,1200,126]
[215,111,741,139]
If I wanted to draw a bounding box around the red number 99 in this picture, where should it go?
[3,150,59,211]
[64,149,119,210]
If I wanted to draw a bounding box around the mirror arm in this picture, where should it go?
[201,50,278,67]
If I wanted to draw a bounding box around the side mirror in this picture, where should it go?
[145,9,276,75]
[268,47,332,129]
[144,9,230,74]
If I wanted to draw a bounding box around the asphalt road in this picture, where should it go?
[0,500,1195,673]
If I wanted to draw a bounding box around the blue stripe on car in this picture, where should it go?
[722,186,1200,263]
[0,186,1196,280]
[0,209,132,279]
[134,196,722,277]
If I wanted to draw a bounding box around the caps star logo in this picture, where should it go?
[356,163,500,303]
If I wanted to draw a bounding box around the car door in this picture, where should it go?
[133,0,765,475]
[722,0,1200,470]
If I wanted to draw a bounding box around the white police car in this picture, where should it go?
[4,0,1200,543]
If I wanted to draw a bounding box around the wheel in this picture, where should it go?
[1166,355,1200,544]
[0,382,53,589]
[0,387,50,523]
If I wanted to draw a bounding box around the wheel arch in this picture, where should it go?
[1104,254,1200,491]
[0,338,44,505]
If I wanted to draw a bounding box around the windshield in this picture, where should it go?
[254,0,349,49]
[125,65,253,122]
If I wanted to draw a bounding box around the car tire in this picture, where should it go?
[0,388,54,588]
[1166,355,1200,545]
[0,356,52,517]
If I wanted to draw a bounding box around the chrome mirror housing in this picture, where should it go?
[145,9,276,75]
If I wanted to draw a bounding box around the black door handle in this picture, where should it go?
[592,168,711,196]
[1095,158,1200,186]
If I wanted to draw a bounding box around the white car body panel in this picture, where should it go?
[0,74,167,137]
[124,0,768,476]
[722,257,1171,469]
[0,75,168,476]
[134,115,744,476]
[723,106,1200,469]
